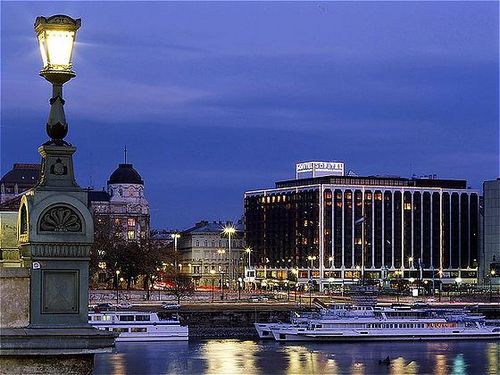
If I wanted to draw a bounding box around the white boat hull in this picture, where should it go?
[115,331,189,342]
[272,328,500,342]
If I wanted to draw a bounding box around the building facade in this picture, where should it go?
[481,179,500,286]
[89,163,150,241]
[245,165,480,290]
[177,220,246,287]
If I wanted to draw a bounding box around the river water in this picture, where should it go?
[93,339,498,375]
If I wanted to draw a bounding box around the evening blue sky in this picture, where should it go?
[1,1,498,229]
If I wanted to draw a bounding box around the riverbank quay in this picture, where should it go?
[168,303,303,339]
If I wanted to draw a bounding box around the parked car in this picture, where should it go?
[161,302,180,309]
[248,296,268,302]
[95,303,114,311]
[118,302,132,309]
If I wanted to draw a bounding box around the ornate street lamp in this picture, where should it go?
[35,15,80,144]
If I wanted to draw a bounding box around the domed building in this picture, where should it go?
[89,162,150,241]
[0,163,40,204]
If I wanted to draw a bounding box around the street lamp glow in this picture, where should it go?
[491,270,496,276]
[171,233,181,240]
[223,226,236,235]
[35,15,80,78]
[409,277,415,283]
[455,277,462,284]
[209,269,216,275]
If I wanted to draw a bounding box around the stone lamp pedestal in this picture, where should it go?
[0,144,116,375]
[0,132,116,375]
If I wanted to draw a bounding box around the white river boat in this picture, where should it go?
[89,310,189,342]
[270,305,500,342]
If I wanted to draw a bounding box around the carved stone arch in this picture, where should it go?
[38,204,83,233]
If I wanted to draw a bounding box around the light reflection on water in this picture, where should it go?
[93,339,499,375]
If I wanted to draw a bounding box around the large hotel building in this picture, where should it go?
[244,162,480,290]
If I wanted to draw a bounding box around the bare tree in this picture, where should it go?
[164,272,195,304]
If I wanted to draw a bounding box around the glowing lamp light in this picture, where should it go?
[223,226,236,235]
[35,15,80,76]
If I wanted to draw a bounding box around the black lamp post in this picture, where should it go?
[220,271,225,300]
[490,270,496,302]
[238,277,242,300]
[115,270,120,305]
[210,269,216,302]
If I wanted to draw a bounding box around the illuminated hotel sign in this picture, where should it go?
[296,161,344,179]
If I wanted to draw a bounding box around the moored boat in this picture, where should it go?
[89,310,189,341]
[270,306,500,342]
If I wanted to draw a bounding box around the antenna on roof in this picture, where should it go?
[124,145,128,164]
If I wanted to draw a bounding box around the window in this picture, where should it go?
[119,315,134,321]
[131,327,147,333]
[98,262,107,269]
[128,218,136,227]
[127,230,135,240]
[113,328,129,332]
[135,315,150,321]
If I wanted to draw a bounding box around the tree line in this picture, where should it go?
[89,217,194,302]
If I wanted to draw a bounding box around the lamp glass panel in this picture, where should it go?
[45,29,75,68]
[37,33,48,68]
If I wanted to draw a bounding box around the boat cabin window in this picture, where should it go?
[131,327,147,333]
[113,328,129,332]
[102,315,111,321]
[136,315,151,321]
[119,315,135,321]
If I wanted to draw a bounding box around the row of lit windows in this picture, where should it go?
[275,177,409,188]
[194,239,244,248]
[113,217,140,228]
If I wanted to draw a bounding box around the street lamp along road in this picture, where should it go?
[245,247,252,268]
[223,226,236,289]
[489,269,496,302]
[115,270,120,305]
[209,269,216,302]
[35,15,80,143]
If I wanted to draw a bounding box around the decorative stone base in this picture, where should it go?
[0,354,93,375]
[0,327,115,375]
